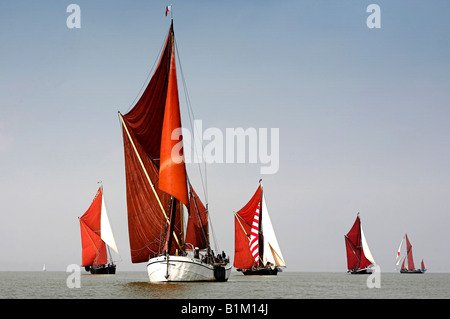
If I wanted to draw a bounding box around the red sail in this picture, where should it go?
[344,215,373,271]
[185,186,209,250]
[120,22,183,263]
[79,188,107,266]
[80,220,107,266]
[234,185,262,269]
[405,234,415,270]
[159,38,189,206]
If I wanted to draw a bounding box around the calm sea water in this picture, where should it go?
[1,271,450,299]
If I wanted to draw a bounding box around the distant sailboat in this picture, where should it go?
[396,233,426,274]
[234,182,286,275]
[344,213,376,274]
[42,264,46,271]
[118,17,231,282]
[79,186,120,274]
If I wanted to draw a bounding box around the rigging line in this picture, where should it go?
[173,35,208,204]
[189,187,210,249]
[209,215,220,252]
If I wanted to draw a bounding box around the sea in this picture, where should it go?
[1,271,448,316]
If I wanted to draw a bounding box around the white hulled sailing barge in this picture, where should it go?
[118,17,230,282]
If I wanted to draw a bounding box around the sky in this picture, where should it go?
[0,1,449,273]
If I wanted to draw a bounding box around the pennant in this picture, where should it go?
[165,5,172,16]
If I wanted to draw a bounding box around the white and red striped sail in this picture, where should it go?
[249,203,261,263]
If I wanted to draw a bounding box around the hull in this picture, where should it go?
[348,268,373,274]
[85,265,116,274]
[400,269,426,274]
[147,255,231,282]
[238,267,279,276]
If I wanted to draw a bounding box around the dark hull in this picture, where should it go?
[85,265,116,274]
[400,269,426,274]
[348,268,373,274]
[238,267,279,276]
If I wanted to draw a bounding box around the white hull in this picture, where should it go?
[147,255,231,282]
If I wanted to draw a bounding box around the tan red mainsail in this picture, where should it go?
[159,39,189,206]
[119,21,207,263]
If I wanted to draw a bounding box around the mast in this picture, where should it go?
[258,181,264,265]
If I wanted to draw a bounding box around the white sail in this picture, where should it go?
[100,193,120,255]
[360,225,376,265]
[260,192,286,267]
[396,236,405,267]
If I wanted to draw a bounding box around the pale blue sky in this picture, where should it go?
[0,1,449,273]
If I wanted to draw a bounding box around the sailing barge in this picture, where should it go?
[118,18,230,282]
[344,213,376,274]
[234,182,286,275]
[79,186,120,274]
[396,234,426,274]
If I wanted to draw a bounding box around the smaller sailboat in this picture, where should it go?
[396,233,426,274]
[79,185,120,274]
[234,181,286,275]
[344,213,376,274]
